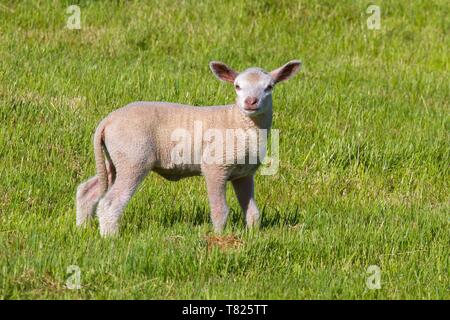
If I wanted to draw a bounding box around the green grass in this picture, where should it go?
[0,0,449,299]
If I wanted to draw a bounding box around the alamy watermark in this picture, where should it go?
[66,5,81,30]
[66,265,81,290]
[169,121,279,175]
[366,5,381,30]
[366,265,381,290]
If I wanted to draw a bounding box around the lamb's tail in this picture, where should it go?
[93,121,108,196]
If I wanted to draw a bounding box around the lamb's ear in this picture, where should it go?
[270,60,302,84]
[209,61,239,83]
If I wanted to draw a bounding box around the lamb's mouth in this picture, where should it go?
[243,105,260,112]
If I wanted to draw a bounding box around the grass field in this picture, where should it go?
[0,0,449,299]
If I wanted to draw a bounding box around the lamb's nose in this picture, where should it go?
[244,97,258,107]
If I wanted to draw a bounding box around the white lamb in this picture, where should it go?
[76,60,301,236]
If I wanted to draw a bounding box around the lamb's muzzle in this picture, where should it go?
[75,60,302,236]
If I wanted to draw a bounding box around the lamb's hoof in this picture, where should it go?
[213,225,225,234]
[99,221,119,237]
[246,214,260,230]
[76,221,88,228]
[76,215,93,228]
[99,228,119,238]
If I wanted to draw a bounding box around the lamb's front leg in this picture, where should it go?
[232,175,260,229]
[204,171,229,233]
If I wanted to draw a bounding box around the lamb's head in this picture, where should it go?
[209,60,301,116]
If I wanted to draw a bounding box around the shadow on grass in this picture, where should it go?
[124,204,304,231]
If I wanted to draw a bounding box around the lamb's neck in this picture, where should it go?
[233,105,273,131]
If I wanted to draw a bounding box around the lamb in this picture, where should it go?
[76,60,301,236]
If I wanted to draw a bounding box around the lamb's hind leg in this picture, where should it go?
[96,170,148,237]
[76,160,115,226]
[76,176,101,226]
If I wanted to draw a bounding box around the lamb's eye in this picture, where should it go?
[235,84,241,90]
[265,84,273,91]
